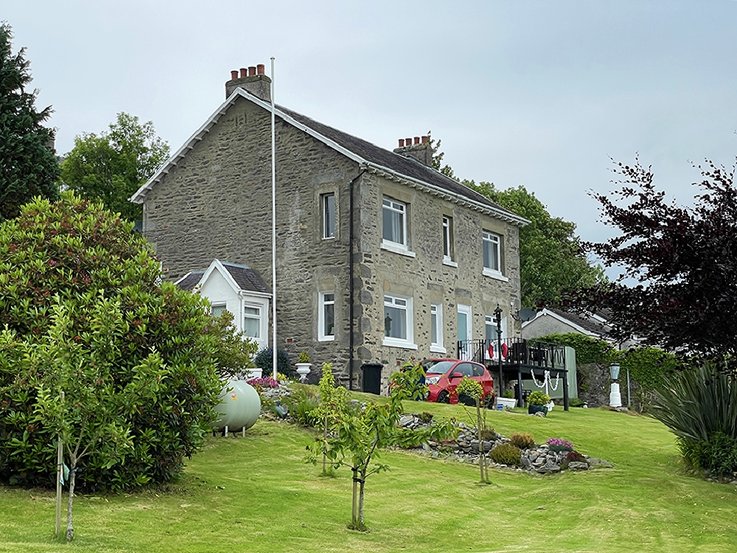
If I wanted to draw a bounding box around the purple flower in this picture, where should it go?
[546,437,574,450]
[246,377,280,389]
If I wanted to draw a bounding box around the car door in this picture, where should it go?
[471,363,493,397]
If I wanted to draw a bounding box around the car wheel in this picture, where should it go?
[437,390,450,403]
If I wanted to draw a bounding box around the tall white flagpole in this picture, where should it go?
[270,57,278,381]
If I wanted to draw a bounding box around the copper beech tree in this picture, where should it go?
[570,158,737,371]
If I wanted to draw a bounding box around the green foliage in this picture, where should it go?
[417,412,434,424]
[509,432,535,449]
[465,182,605,306]
[285,387,320,428]
[537,333,617,365]
[490,443,522,466]
[209,309,258,379]
[60,113,169,223]
[0,193,223,491]
[527,391,551,406]
[652,362,737,477]
[0,23,59,221]
[389,362,429,401]
[297,351,311,364]
[254,347,292,377]
[620,347,679,411]
[456,376,491,483]
[679,433,737,478]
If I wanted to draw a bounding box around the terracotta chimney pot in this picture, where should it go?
[257,64,265,75]
[239,68,247,78]
[248,66,257,76]
[230,70,239,80]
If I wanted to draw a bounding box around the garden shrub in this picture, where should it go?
[254,347,292,378]
[509,432,535,449]
[490,443,521,466]
[561,450,588,469]
[0,194,225,491]
[389,362,428,401]
[417,412,434,424]
[652,362,737,478]
[285,387,320,427]
[679,433,737,478]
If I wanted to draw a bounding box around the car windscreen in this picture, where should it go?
[425,361,455,374]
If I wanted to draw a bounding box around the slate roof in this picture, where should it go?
[174,261,269,294]
[546,307,611,337]
[131,89,529,227]
[176,270,204,291]
[279,106,513,216]
[220,262,270,294]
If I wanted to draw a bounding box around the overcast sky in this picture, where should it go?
[5,0,737,247]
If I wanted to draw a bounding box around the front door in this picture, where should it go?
[457,304,472,360]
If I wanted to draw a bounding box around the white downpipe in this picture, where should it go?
[270,57,278,381]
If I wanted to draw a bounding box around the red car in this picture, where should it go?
[422,358,495,405]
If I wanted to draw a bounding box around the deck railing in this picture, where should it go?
[456,338,566,370]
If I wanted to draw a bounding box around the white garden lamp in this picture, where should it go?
[609,362,622,408]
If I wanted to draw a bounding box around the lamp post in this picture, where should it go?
[494,304,504,392]
[609,362,622,408]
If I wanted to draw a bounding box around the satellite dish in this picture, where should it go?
[518,308,538,322]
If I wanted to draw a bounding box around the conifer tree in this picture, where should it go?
[0,22,59,220]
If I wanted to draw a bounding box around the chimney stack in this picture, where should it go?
[225,63,272,102]
[393,134,433,167]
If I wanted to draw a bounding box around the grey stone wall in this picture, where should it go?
[143,97,357,375]
[353,173,522,390]
[142,94,523,391]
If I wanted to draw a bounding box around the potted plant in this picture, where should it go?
[527,391,551,415]
[295,351,312,382]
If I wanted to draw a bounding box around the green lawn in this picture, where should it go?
[1,400,736,552]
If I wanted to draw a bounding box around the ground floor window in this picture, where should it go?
[383,294,415,348]
[319,292,335,341]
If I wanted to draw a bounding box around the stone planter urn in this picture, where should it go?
[528,404,548,416]
[295,363,312,383]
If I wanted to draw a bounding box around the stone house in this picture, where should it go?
[131,64,528,390]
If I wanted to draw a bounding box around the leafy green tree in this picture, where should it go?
[309,375,453,530]
[467,182,605,306]
[315,363,349,476]
[0,193,224,492]
[456,377,490,484]
[60,112,169,222]
[0,22,59,221]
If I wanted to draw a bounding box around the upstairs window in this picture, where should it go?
[382,197,407,248]
[482,231,502,274]
[442,216,455,263]
[321,193,336,239]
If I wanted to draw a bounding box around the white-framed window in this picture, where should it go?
[430,304,445,353]
[482,231,502,275]
[318,292,335,341]
[383,294,416,349]
[382,197,407,248]
[211,304,228,318]
[243,304,262,340]
[321,193,336,239]
[442,216,454,263]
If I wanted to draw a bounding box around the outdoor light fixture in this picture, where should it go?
[609,362,622,408]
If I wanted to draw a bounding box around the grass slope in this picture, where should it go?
[1,401,736,552]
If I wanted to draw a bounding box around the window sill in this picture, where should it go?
[321,236,336,241]
[382,337,418,350]
[483,268,509,282]
[430,345,447,354]
[318,335,335,342]
[381,240,416,258]
[442,258,458,268]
